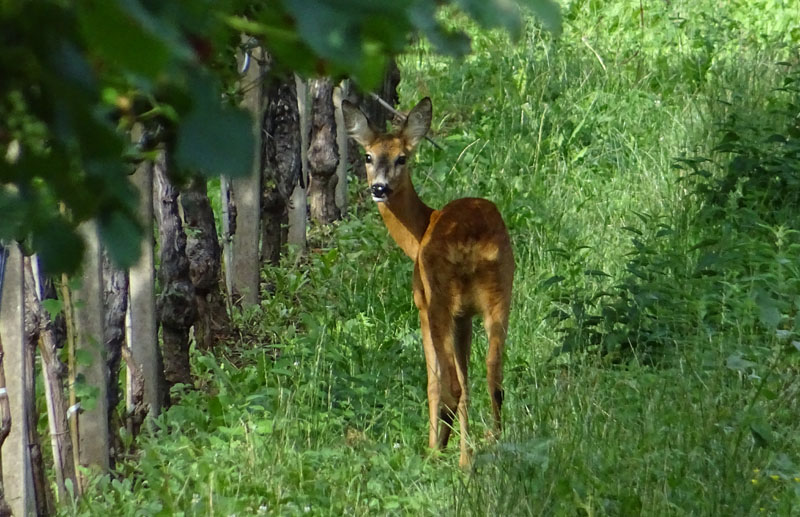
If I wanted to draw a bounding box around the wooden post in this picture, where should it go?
[102,256,127,471]
[220,177,235,301]
[0,243,35,516]
[307,78,341,224]
[231,37,264,306]
[27,258,77,504]
[333,81,348,216]
[288,75,309,250]
[128,126,164,419]
[21,264,50,516]
[73,222,110,484]
[153,152,196,390]
[261,77,303,266]
[181,177,230,350]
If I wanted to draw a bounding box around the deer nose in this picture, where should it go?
[370,183,392,201]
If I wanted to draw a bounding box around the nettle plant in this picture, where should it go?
[546,213,693,362]
[548,64,800,362]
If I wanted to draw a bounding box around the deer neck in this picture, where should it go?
[377,180,434,260]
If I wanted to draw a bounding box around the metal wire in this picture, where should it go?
[0,243,8,315]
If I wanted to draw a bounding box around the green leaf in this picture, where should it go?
[254,420,273,435]
[284,0,362,63]
[457,0,524,38]
[75,349,94,368]
[689,238,719,251]
[725,354,756,372]
[99,211,142,269]
[408,3,472,56]
[621,226,643,235]
[174,75,255,178]
[518,0,562,36]
[758,302,782,329]
[77,0,174,80]
[540,275,564,288]
[73,375,100,412]
[208,396,224,421]
[750,421,773,447]
[41,298,64,321]
[0,187,26,240]
[33,218,85,276]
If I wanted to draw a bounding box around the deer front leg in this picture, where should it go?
[420,305,461,450]
[415,268,457,451]
[414,277,443,452]
[426,304,463,460]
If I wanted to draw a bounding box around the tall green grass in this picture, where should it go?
[67,1,800,515]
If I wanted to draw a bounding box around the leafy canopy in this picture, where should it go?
[0,0,560,274]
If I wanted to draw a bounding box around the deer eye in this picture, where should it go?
[365,153,372,164]
[395,155,407,166]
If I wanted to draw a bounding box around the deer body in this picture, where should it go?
[342,98,514,467]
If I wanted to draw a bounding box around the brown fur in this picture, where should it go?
[342,98,514,467]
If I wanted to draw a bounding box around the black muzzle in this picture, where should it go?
[370,183,392,201]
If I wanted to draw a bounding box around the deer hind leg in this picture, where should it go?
[483,298,510,440]
[438,316,472,453]
[453,314,473,467]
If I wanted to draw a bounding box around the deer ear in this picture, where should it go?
[402,97,432,148]
[341,100,375,147]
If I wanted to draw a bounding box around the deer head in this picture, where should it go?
[342,97,432,203]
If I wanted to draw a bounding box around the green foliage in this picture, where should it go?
[234,0,561,86]
[172,71,256,177]
[0,0,560,274]
[73,374,101,412]
[0,0,252,273]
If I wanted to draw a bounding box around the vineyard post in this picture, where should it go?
[0,243,35,516]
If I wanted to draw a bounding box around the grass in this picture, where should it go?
[65,1,800,515]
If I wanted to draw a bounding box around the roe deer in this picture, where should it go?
[342,97,514,467]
